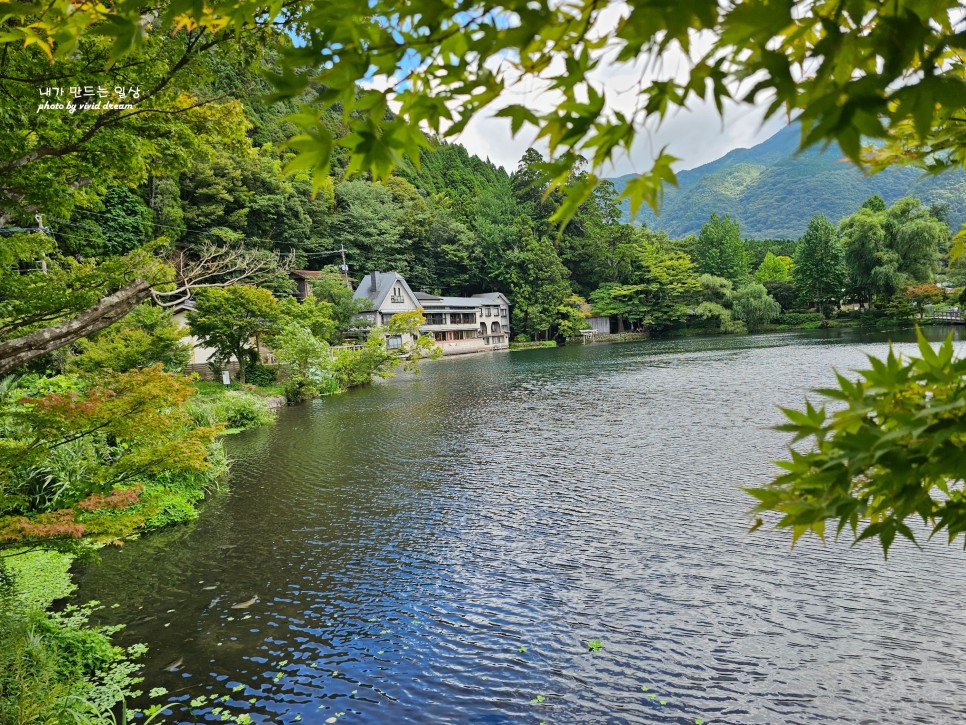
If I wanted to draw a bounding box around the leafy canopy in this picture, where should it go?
[748,331,966,556]
[187,285,280,384]
[6,0,965,223]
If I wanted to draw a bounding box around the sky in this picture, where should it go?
[362,4,793,178]
[454,98,790,177]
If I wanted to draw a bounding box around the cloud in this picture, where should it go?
[361,3,792,179]
[453,96,788,177]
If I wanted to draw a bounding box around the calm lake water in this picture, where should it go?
[75,328,966,724]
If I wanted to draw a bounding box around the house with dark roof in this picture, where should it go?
[351,271,510,355]
[290,269,323,301]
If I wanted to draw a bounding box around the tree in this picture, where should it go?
[732,283,781,332]
[330,181,408,277]
[747,332,966,556]
[309,268,370,343]
[763,280,799,314]
[507,219,572,340]
[692,274,740,333]
[696,214,747,284]
[0,17,252,228]
[904,284,945,319]
[840,197,947,307]
[8,1,962,223]
[277,296,336,343]
[271,322,334,401]
[331,310,439,388]
[697,274,734,308]
[841,207,892,306]
[754,253,793,284]
[510,148,560,235]
[589,243,700,333]
[0,239,286,374]
[555,294,590,339]
[67,304,190,374]
[187,286,279,385]
[794,214,845,316]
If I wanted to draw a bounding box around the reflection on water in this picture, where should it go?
[75,328,966,724]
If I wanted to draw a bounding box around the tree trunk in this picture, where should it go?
[236,348,247,386]
[0,279,152,374]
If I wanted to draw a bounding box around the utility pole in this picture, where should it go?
[35,214,48,273]
[339,246,351,289]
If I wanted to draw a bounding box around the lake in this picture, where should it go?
[75,328,966,724]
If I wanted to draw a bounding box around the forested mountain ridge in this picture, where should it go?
[609,124,966,239]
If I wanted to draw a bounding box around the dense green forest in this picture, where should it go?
[610,124,966,239]
[17,55,958,348]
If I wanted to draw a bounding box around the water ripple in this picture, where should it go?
[75,329,966,724]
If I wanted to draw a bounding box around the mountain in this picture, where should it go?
[609,124,966,239]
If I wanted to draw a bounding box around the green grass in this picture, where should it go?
[192,380,286,397]
[509,340,558,350]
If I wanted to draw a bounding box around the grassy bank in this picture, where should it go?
[509,340,558,350]
[0,373,281,723]
[0,549,152,724]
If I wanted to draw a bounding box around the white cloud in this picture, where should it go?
[362,4,792,179]
[453,94,788,177]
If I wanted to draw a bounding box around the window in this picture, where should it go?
[485,307,491,316]
[425,313,445,325]
[433,331,446,342]
[387,335,402,349]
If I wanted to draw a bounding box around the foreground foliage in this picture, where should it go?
[748,331,966,555]
[6,0,963,221]
[0,550,147,725]
[0,368,232,550]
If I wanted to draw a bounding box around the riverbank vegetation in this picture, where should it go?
[0,549,153,724]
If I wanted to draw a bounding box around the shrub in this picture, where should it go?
[186,391,274,431]
[142,487,202,529]
[219,392,274,430]
[244,364,277,387]
[779,311,824,326]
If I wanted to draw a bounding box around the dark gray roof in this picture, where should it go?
[352,271,417,311]
[472,292,510,305]
[420,295,484,309]
[413,291,441,301]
